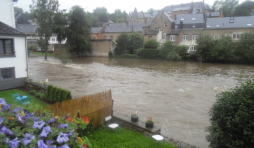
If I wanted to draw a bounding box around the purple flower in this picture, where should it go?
[57,132,69,144]
[38,140,56,148]
[9,137,20,148]
[59,124,69,129]
[23,133,35,145]
[33,120,45,129]
[68,130,73,137]
[17,115,27,124]
[40,126,52,138]
[0,126,14,135]
[32,116,39,121]
[60,144,70,148]
[0,98,7,106]
[64,115,70,120]
[0,117,4,124]
[48,118,56,124]
[5,137,10,143]
[12,107,22,114]
[1,104,12,111]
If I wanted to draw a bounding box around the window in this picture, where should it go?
[52,38,55,41]
[170,35,175,41]
[214,34,220,40]
[195,9,201,13]
[183,35,188,40]
[154,28,158,30]
[175,25,178,29]
[163,33,167,39]
[232,33,241,40]
[0,67,15,80]
[192,35,198,40]
[149,36,152,40]
[192,25,196,28]
[110,36,113,40]
[104,36,107,39]
[164,22,167,27]
[188,46,195,52]
[0,39,14,55]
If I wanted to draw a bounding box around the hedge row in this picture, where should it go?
[45,85,72,104]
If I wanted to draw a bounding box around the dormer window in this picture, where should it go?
[180,18,184,21]
[216,25,219,27]
[192,18,195,20]
[247,24,252,26]
[193,25,196,28]
[175,25,178,28]
[207,25,210,28]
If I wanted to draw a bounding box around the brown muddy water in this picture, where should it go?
[29,56,254,148]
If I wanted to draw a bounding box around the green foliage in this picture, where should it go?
[206,77,254,148]
[87,127,176,148]
[39,93,45,100]
[109,9,128,23]
[30,0,60,60]
[128,32,144,54]
[27,45,37,51]
[144,39,159,49]
[196,33,214,62]
[213,0,239,17]
[234,1,254,16]
[159,41,175,59]
[166,51,181,61]
[35,92,41,98]
[142,49,159,59]
[67,6,92,55]
[234,32,254,63]
[108,50,113,57]
[159,41,187,61]
[116,54,140,58]
[115,33,129,55]
[45,85,71,104]
[52,11,68,43]
[29,89,37,95]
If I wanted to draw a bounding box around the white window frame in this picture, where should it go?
[183,35,188,40]
[0,67,15,80]
[164,22,167,27]
[214,34,220,40]
[188,46,196,53]
[232,33,241,40]
[192,35,198,40]
[51,38,55,42]
[163,33,167,39]
[170,35,175,41]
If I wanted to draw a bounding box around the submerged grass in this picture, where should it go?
[0,89,48,108]
[87,126,176,148]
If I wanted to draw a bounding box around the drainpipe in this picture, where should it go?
[25,35,29,79]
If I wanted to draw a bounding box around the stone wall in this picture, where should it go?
[91,39,114,57]
[23,80,47,93]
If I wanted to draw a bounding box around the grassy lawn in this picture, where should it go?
[30,52,54,57]
[0,89,48,108]
[87,126,176,148]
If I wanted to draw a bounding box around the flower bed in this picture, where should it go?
[0,98,91,148]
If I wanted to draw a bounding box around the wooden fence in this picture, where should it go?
[46,89,113,128]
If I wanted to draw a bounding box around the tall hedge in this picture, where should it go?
[45,85,72,104]
[206,78,254,148]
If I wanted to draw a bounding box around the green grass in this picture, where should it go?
[87,127,176,148]
[0,89,48,108]
[30,52,54,57]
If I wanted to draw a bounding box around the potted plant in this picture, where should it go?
[131,111,139,122]
[145,117,154,128]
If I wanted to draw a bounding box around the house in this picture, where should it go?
[0,0,28,90]
[16,24,38,46]
[128,8,158,23]
[91,27,104,39]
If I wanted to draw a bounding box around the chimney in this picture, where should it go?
[180,20,183,29]
[171,22,175,29]
[132,25,134,32]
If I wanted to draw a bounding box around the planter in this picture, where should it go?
[145,122,154,128]
[131,116,139,122]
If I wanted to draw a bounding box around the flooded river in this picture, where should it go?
[29,56,254,147]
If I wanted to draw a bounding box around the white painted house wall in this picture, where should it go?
[0,0,15,28]
[0,36,27,78]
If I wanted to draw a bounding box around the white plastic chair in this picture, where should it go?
[105,115,119,129]
[152,135,164,145]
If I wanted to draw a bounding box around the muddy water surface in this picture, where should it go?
[29,56,254,148]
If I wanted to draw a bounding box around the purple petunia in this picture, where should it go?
[0,117,4,124]
[12,107,22,114]
[59,124,69,129]
[48,118,56,124]
[23,133,35,145]
[17,115,27,124]
[64,115,70,120]
[33,120,45,129]
[68,130,73,137]
[38,140,56,148]
[1,104,12,112]
[9,137,20,148]
[57,132,69,144]
[0,126,14,135]
[59,144,70,148]
[0,98,7,106]
[32,116,39,121]
[40,126,52,138]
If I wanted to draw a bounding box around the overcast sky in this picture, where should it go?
[15,0,246,14]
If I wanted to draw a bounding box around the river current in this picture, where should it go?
[29,56,254,148]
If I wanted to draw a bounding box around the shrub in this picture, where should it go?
[166,51,181,61]
[142,48,159,59]
[27,45,37,51]
[144,39,159,49]
[136,48,144,56]
[35,92,41,98]
[108,50,113,57]
[206,78,254,148]
[39,93,45,100]
[29,89,37,95]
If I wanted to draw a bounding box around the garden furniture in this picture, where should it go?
[105,115,119,129]
[20,97,31,105]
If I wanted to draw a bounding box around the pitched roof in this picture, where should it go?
[175,14,204,24]
[144,30,159,35]
[206,16,254,29]
[0,21,25,36]
[163,2,212,14]
[91,27,103,34]
[104,23,145,33]
[16,24,37,33]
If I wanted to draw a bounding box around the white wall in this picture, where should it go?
[0,0,15,28]
[0,35,28,78]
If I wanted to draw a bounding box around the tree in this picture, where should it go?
[93,7,108,22]
[30,0,60,60]
[147,8,156,15]
[52,11,68,43]
[196,33,214,62]
[66,6,92,56]
[213,0,239,16]
[206,77,254,148]
[128,32,143,54]
[234,1,254,16]
[144,39,159,49]
[115,33,129,55]
[14,7,23,14]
